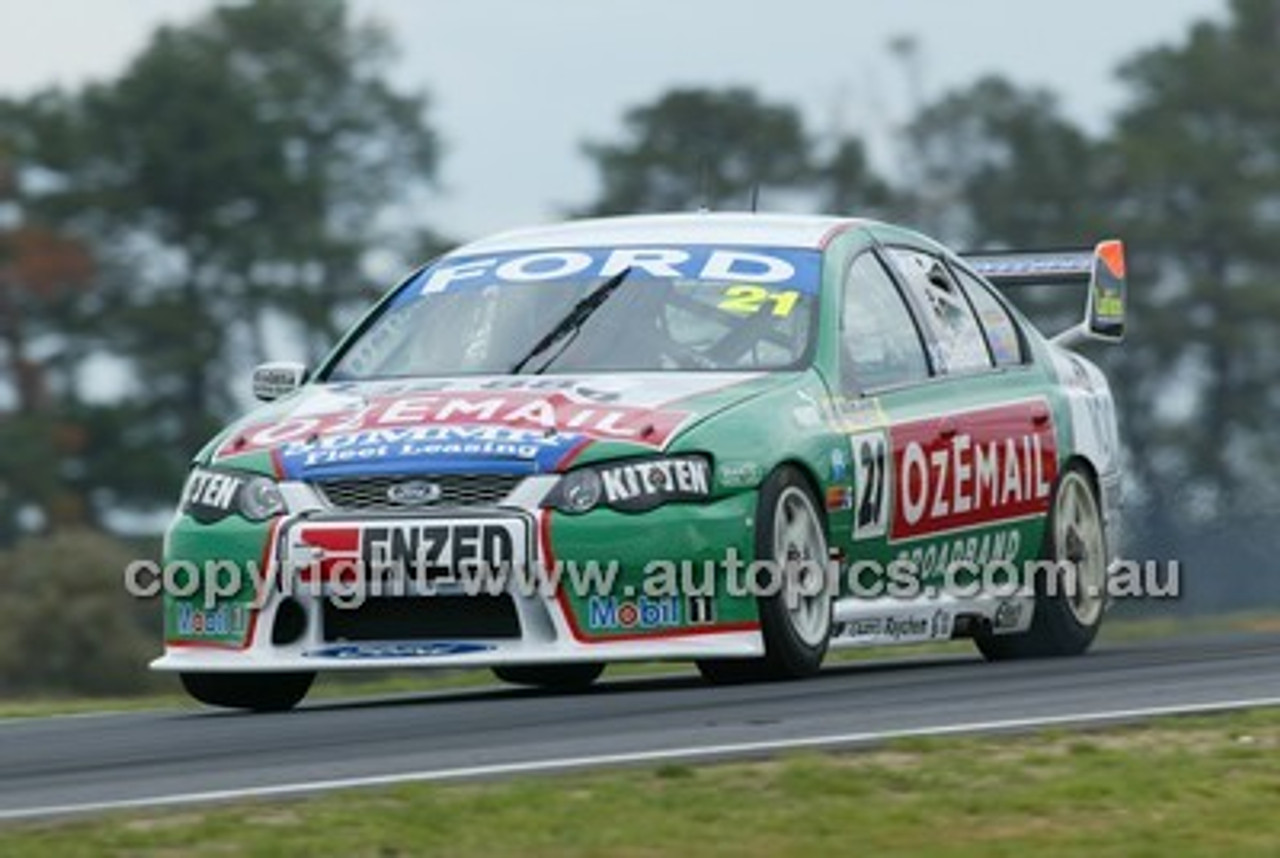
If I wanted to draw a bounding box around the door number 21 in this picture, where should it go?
[850,431,889,540]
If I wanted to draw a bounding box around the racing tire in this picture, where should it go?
[492,663,605,690]
[698,466,832,684]
[180,671,315,712]
[975,464,1107,661]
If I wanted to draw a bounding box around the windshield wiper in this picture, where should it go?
[509,266,633,375]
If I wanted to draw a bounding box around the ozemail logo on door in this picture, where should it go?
[891,402,1058,540]
[850,401,1060,542]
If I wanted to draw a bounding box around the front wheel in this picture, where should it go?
[492,663,604,691]
[698,466,831,684]
[180,671,315,712]
[976,465,1108,661]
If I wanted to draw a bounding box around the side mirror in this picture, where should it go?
[252,361,309,402]
[1084,239,1125,342]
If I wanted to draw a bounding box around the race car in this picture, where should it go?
[152,213,1126,711]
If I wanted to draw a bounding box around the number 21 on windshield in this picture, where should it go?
[718,285,800,317]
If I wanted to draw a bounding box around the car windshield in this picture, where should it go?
[326,244,821,379]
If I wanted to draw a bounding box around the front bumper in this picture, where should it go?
[152,476,764,672]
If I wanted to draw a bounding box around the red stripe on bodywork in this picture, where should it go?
[299,527,360,553]
[296,525,361,583]
[553,437,594,471]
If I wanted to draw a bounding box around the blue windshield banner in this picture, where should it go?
[393,245,823,306]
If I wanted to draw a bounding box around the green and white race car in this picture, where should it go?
[153,213,1126,710]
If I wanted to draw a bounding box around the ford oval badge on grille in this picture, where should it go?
[386,480,442,506]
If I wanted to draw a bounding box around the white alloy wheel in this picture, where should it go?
[1054,470,1107,627]
[773,485,831,647]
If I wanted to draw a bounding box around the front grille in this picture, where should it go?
[313,473,523,511]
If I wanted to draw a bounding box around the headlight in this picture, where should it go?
[237,475,287,521]
[555,469,604,514]
[182,467,286,523]
[543,455,712,514]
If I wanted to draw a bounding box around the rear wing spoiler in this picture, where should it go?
[961,239,1126,347]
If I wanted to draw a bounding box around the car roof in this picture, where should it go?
[449,212,868,256]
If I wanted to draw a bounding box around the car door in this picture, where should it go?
[831,246,936,598]
[877,245,1058,599]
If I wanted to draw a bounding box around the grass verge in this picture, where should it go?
[3,707,1280,855]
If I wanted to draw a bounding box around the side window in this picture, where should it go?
[887,247,993,373]
[953,266,1025,367]
[841,252,931,393]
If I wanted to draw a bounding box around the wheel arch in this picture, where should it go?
[770,458,828,526]
[1062,453,1101,494]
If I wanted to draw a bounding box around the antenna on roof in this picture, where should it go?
[749,184,760,213]
[697,158,711,213]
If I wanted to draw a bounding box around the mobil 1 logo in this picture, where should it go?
[850,430,889,540]
[686,594,715,625]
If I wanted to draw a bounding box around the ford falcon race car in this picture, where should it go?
[153,213,1126,711]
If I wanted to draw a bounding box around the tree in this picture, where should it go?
[1109,0,1280,520]
[16,0,440,515]
[579,88,815,215]
[815,136,896,218]
[901,75,1102,246]
[0,226,94,415]
[0,100,102,538]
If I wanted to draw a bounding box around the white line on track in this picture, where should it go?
[4,694,1280,822]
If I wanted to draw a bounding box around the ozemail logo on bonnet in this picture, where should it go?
[217,390,691,459]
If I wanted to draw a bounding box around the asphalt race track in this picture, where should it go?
[3,632,1279,821]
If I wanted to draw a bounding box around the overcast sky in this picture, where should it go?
[0,0,1225,241]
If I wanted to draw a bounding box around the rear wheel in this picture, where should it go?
[698,466,831,684]
[976,465,1107,661]
[180,671,315,712]
[492,663,604,691]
